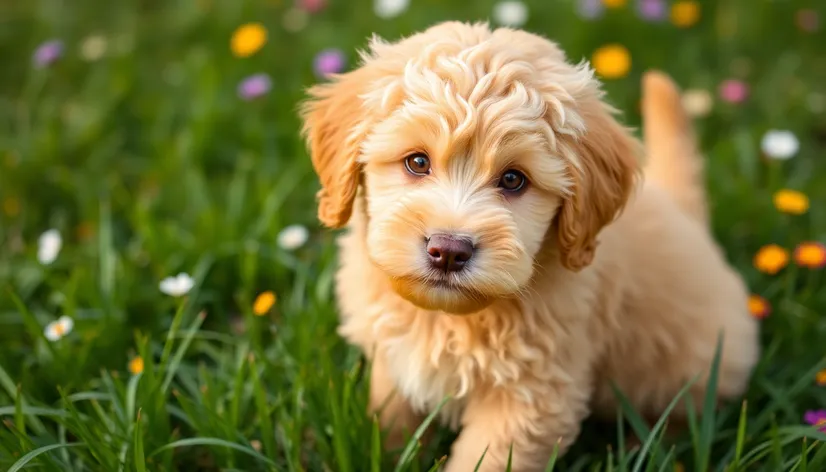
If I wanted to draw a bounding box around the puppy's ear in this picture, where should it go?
[557,101,642,271]
[299,68,373,228]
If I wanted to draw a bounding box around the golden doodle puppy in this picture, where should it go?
[299,21,760,471]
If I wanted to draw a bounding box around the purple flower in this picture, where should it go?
[804,410,826,432]
[576,0,604,20]
[637,0,666,21]
[718,79,749,104]
[237,73,272,100]
[313,49,346,79]
[33,39,64,68]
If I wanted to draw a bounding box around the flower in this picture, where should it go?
[159,273,195,297]
[602,0,626,8]
[313,49,346,79]
[681,89,713,117]
[670,0,700,28]
[237,73,272,100]
[253,291,277,315]
[80,35,107,61]
[576,0,604,19]
[761,130,799,160]
[37,229,62,265]
[230,23,267,58]
[804,410,826,432]
[747,295,770,319]
[374,0,409,19]
[773,189,809,215]
[794,242,826,269]
[250,439,262,451]
[297,0,326,13]
[591,44,631,79]
[128,357,144,375]
[493,1,529,27]
[33,40,64,68]
[637,0,666,21]
[278,224,309,250]
[796,9,819,33]
[718,79,749,104]
[283,8,309,32]
[816,369,826,386]
[44,316,74,341]
[753,244,789,275]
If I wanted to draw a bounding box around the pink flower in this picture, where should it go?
[719,79,749,103]
[33,39,64,68]
[297,0,326,13]
[804,410,826,432]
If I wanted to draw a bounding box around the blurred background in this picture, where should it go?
[1,0,825,470]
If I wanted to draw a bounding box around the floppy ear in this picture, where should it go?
[299,68,373,229]
[556,101,643,271]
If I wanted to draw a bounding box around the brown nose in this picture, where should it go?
[426,234,474,272]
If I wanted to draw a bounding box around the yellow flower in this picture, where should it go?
[816,369,826,386]
[671,0,700,28]
[754,244,789,275]
[253,291,276,315]
[602,0,626,8]
[794,242,826,269]
[3,197,19,216]
[591,44,631,80]
[230,23,267,58]
[129,357,144,375]
[748,295,770,319]
[773,189,809,215]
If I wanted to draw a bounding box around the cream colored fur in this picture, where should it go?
[299,22,759,471]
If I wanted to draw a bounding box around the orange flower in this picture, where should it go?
[671,0,700,28]
[230,23,267,58]
[816,369,826,386]
[794,242,826,269]
[591,44,631,79]
[747,295,770,319]
[773,189,809,215]
[129,357,144,375]
[753,244,789,274]
[602,0,626,8]
[253,291,276,315]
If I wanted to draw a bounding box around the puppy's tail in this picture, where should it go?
[641,70,708,226]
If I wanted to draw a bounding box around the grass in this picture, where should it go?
[1,0,826,470]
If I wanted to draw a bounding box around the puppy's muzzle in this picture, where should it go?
[426,234,474,273]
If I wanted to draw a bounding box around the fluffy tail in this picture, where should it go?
[641,70,708,226]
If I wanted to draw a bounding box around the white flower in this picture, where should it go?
[44,316,74,341]
[761,130,800,160]
[80,35,107,61]
[159,273,195,297]
[278,224,309,250]
[37,229,62,265]
[493,1,528,27]
[374,0,409,19]
[681,89,713,118]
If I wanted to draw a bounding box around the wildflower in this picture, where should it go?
[374,0,409,19]
[230,23,267,58]
[591,44,631,79]
[804,410,826,432]
[681,89,713,117]
[37,229,62,265]
[159,273,195,297]
[670,0,700,28]
[298,0,326,13]
[253,291,277,315]
[80,35,107,61]
[773,189,809,215]
[237,73,272,100]
[602,0,626,8]
[747,295,770,319]
[282,8,309,32]
[718,79,749,104]
[753,244,789,275]
[816,369,826,386]
[794,242,826,269]
[3,197,20,216]
[576,0,604,20]
[313,49,346,79]
[128,357,144,375]
[761,130,799,160]
[493,1,529,27]
[33,40,64,68]
[44,316,74,341]
[796,9,819,33]
[250,439,262,451]
[637,0,666,21]
[278,224,309,250]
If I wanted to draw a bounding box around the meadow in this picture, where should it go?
[1,0,826,470]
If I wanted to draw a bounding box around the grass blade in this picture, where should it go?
[394,396,450,472]
[7,443,84,472]
[150,437,277,466]
[134,409,146,472]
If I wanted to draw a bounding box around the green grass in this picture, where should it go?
[2,0,826,470]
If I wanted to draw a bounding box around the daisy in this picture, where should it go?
[804,410,826,432]
[230,23,267,58]
[760,130,799,160]
[374,0,409,19]
[493,1,529,27]
[44,316,74,341]
[753,244,789,275]
[793,242,826,269]
[747,295,770,319]
[278,224,309,250]
[591,44,631,79]
[37,229,62,265]
[33,40,64,68]
[238,73,272,100]
[773,189,809,215]
[253,291,277,316]
[159,273,195,297]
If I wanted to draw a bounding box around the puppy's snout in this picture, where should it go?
[426,234,474,272]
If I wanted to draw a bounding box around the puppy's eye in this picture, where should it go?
[404,153,431,176]
[498,170,527,192]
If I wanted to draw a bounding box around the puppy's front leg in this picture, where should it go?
[443,388,587,472]
[368,353,423,451]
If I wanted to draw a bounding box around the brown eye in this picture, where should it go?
[498,170,527,192]
[404,153,431,176]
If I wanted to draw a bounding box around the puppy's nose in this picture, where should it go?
[426,234,474,272]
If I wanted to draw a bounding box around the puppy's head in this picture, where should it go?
[300,22,641,314]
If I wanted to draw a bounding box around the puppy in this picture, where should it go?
[299,21,759,471]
